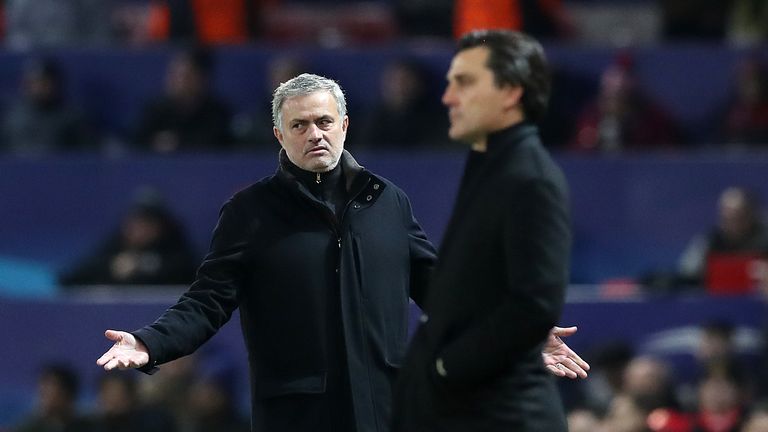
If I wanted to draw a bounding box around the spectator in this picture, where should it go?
[696,321,744,380]
[691,372,747,432]
[570,54,682,153]
[622,356,681,411]
[727,0,768,46]
[4,0,112,50]
[357,59,446,149]
[231,55,308,149]
[58,188,198,286]
[145,0,281,45]
[91,372,177,432]
[12,364,91,432]
[566,407,601,432]
[678,187,768,287]
[742,401,768,432]
[1,57,95,156]
[136,356,198,431]
[721,57,768,148]
[135,47,233,153]
[600,393,653,432]
[185,355,248,432]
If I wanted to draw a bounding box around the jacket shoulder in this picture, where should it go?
[226,175,276,205]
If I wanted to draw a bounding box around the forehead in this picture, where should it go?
[447,46,491,78]
[282,91,339,118]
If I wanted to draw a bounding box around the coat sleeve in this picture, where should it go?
[132,198,250,369]
[396,188,437,309]
[435,178,570,389]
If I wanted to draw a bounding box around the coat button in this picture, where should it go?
[373,184,380,190]
[419,314,429,323]
[353,203,360,209]
[366,195,372,201]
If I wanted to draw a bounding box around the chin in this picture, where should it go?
[448,131,467,143]
[308,158,337,172]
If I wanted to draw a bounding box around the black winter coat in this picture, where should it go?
[133,150,437,432]
[393,123,571,431]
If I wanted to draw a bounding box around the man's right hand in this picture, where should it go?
[96,330,149,370]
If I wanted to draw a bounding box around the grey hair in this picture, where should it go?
[271,73,347,131]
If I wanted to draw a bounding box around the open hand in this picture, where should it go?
[542,326,590,379]
[96,330,149,370]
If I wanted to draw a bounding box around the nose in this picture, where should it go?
[307,123,323,143]
[442,84,456,107]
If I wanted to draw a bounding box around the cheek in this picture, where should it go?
[281,139,302,154]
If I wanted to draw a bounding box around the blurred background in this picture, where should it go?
[1,0,768,431]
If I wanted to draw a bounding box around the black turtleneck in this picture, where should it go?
[286,160,348,218]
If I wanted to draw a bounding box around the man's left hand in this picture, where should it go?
[542,326,590,379]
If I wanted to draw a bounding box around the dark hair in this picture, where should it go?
[457,30,551,123]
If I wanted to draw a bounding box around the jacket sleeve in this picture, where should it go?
[436,178,570,389]
[132,198,250,369]
[395,189,437,309]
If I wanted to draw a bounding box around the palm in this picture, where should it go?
[96,330,149,370]
[542,326,590,379]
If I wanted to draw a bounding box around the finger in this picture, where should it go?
[546,364,566,377]
[561,357,589,379]
[96,349,115,366]
[104,357,120,371]
[104,330,123,342]
[565,351,590,371]
[560,365,578,379]
[552,326,578,337]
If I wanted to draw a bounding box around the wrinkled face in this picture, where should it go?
[274,91,348,172]
[442,46,522,144]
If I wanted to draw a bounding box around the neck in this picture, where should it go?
[471,137,488,152]
[473,113,526,152]
[288,160,342,186]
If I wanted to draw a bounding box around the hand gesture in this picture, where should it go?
[96,330,149,371]
[542,326,590,379]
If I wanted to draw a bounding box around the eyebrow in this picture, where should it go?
[289,114,335,124]
[448,72,473,82]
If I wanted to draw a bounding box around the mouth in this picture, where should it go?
[305,145,329,156]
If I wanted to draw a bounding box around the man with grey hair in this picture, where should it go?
[96,73,437,432]
[96,73,585,432]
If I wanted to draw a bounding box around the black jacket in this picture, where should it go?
[393,123,571,431]
[133,150,437,432]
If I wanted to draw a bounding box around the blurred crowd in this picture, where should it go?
[8,319,768,432]
[0,0,765,156]
[561,319,768,432]
[10,349,249,432]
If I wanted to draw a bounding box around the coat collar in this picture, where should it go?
[275,149,386,212]
[276,149,365,193]
[484,121,539,157]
